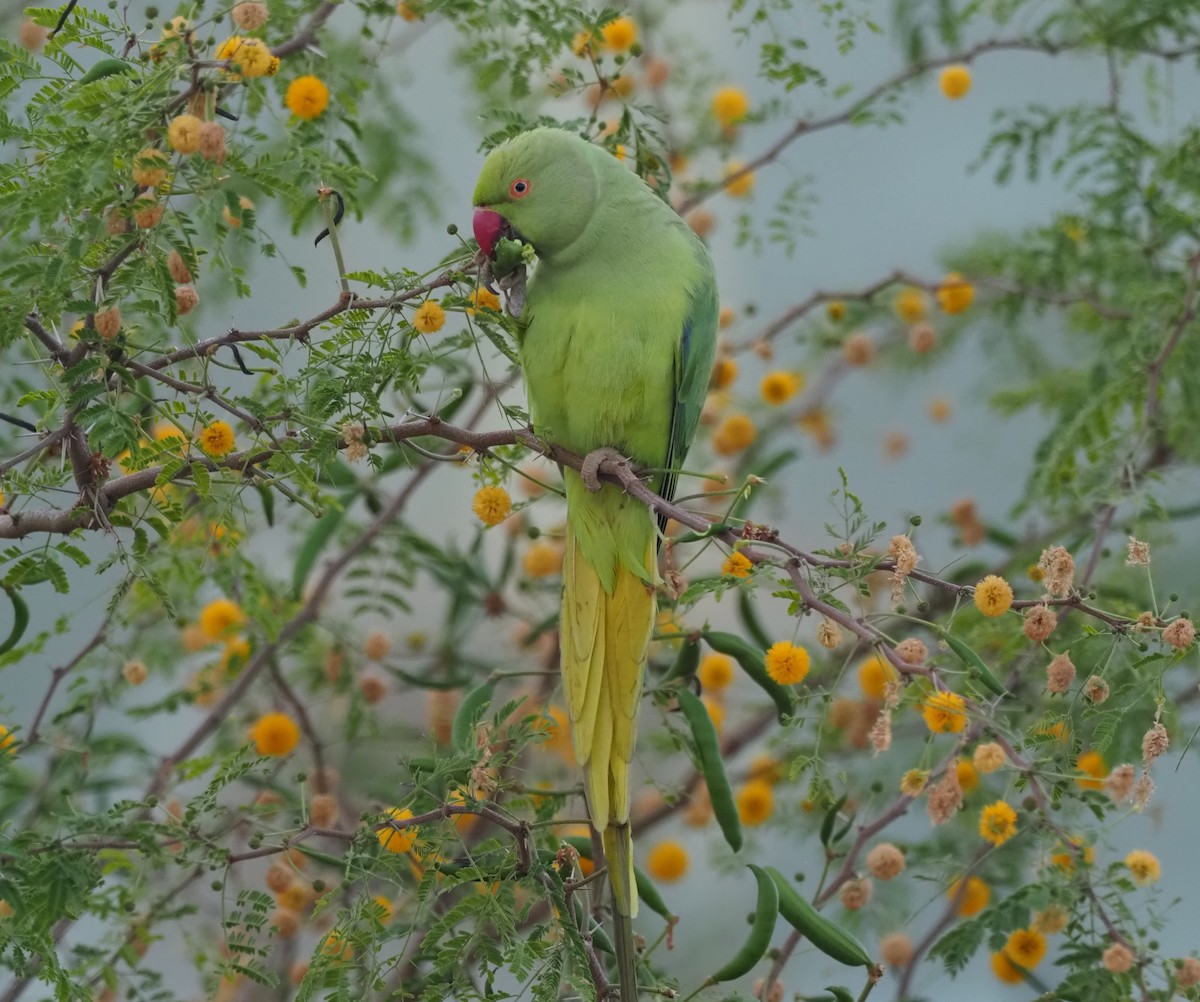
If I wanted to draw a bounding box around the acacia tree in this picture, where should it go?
[2,1,1199,1001]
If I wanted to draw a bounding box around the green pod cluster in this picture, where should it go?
[560,835,674,921]
[675,688,743,852]
[767,867,873,969]
[702,630,796,722]
[451,681,496,752]
[707,864,779,984]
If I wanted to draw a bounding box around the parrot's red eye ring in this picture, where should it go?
[509,178,531,198]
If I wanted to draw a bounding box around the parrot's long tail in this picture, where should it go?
[560,471,656,923]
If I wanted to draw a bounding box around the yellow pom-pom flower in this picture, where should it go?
[939,64,972,99]
[698,654,734,691]
[198,598,246,640]
[249,712,300,756]
[765,641,810,685]
[1125,849,1161,885]
[377,807,418,853]
[955,757,980,793]
[760,370,802,405]
[721,550,752,578]
[894,287,927,323]
[472,485,512,526]
[922,690,967,733]
[857,654,898,699]
[1074,750,1107,790]
[0,725,18,756]
[468,287,502,314]
[645,840,688,882]
[198,420,236,457]
[712,413,756,455]
[231,37,273,77]
[947,875,989,916]
[412,300,445,334]
[285,75,330,120]
[973,574,1013,617]
[936,272,975,314]
[522,540,563,578]
[711,356,738,389]
[736,780,774,825]
[979,800,1018,845]
[1004,928,1047,970]
[168,114,202,154]
[600,15,637,51]
[711,85,750,126]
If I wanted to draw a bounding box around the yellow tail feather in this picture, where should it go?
[560,474,656,924]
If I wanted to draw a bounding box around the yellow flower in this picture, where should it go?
[377,807,419,853]
[979,800,1018,846]
[900,769,929,797]
[936,272,975,314]
[765,641,810,685]
[645,840,688,882]
[167,114,202,154]
[956,757,980,793]
[1033,904,1069,935]
[711,356,738,389]
[711,85,750,126]
[991,950,1024,984]
[153,422,188,452]
[472,485,512,526]
[922,690,967,733]
[857,654,898,700]
[697,654,734,691]
[198,598,246,640]
[132,147,169,187]
[939,64,972,99]
[721,550,752,578]
[747,753,783,784]
[1125,849,1161,885]
[370,895,394,925]
[973,574,1013,617]
[468,287,502,314]
[570,29,597,56]
[1004,928,1047,969]
[320,930,354,962]
[1074,750,1107,790]
[947,875,989,916]
[736,780,774,825]
[0,725,17,756]
[522,541,562,578]
[600,15,637,51]
[285,75,330,120]
[412,300,445,334]
[760,370,802,405]
[249,712,300,756]
[198,420,236,457]
[396,0,423,21]
[723,160,754,197]
[826,300,846,322]
[235,38,272,76]
[220,636,252,676]
[894,287,927,323]
[712,413,756,455]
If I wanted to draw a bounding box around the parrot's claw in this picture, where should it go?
[580,447,630,493]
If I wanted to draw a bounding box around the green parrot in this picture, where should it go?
[472,126,717,933]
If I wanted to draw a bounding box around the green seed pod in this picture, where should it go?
[707,864,779,984]
[561,835,674,920]
[0,587,29,656]
[767,867,873,969]
[941,630,1007,697]
[676,688,743,852]
[660,634,700,683]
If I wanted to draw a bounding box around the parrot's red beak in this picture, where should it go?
[473,208,504,257]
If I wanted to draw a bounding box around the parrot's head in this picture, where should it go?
[472,128,600,260]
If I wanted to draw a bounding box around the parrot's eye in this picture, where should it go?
[509,178,531,198]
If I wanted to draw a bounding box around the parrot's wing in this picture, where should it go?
[658,274,719,535]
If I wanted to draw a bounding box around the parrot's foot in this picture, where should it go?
[580,447,630,493]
